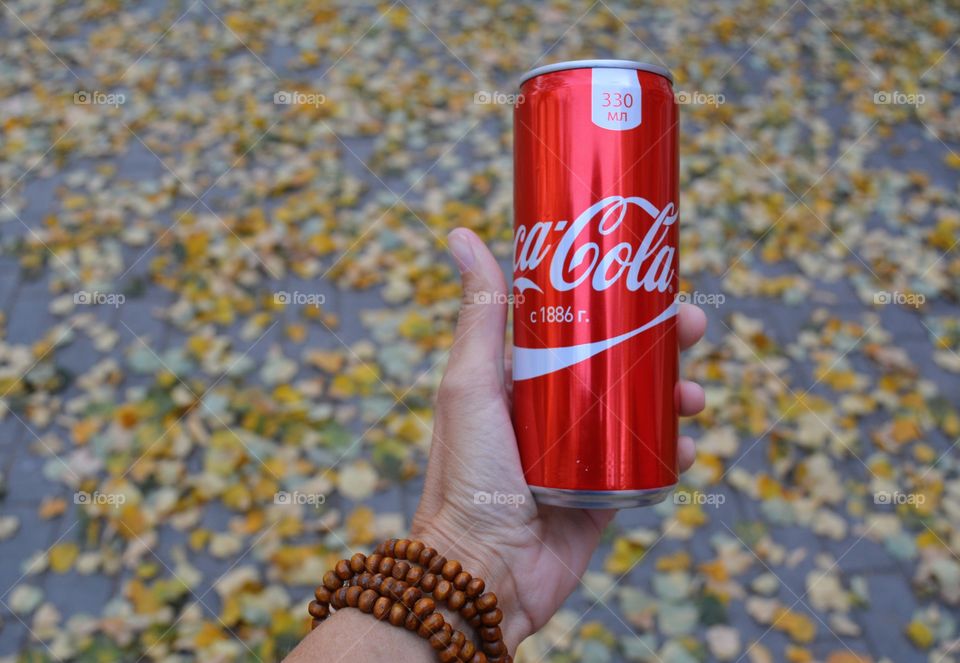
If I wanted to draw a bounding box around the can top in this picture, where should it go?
[518,59,674,87]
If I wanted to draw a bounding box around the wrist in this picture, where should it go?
[287,607,435,662]
[410,516,532,653]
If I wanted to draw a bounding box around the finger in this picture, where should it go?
[444,228,508,386]
[678,380,705,416]
[678,435,696,472]
[678,303,707,351]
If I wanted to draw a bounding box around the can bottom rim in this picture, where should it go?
[529,485,675,509]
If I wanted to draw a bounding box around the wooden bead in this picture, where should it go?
[460,601,478,620]
[394,538,410,560]
[439,644,461,663]
[357,589,378,613]
[389,579,408,600]
[448,590,466,611]
[401,586,422,607]
[476,592,497,611]
[453,571,471,591]
[429,628,452,650]
[349,552,367,574]
[311,618,321,630]
[406,540,425,563]
[460,641,476,660]
[307,601,328,619]
[421,573,438,592]
[482,639,506,656]
[373,596,392,620]
[332,587,349,609]
[404,611,420,631]
[371,574,386,592]
[435,579,452,601]
[345,585,362,608]
[365,553,383,573]
[468,652,487,663]
[413,596,436,618]
[392,560,411,580]
[418,547,437,567]
[380,557,396,577]
[469,614,481,629]
[381,577,397,597]
[406,565,424,586]
[356,572,373,589]
[428,554,447,575]
[451,630,465,648]
[334,559,352,580]
[381,539,397,556]
[417,612,444,637]
[388,602,408,626]
[479,625,502,642]
[322,570,341,591]
[441,559,462,581]
[314,586,331,603]
[465,577,485,597]
[480,608,502,626]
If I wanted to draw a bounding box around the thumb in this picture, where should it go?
[444,228,508,387]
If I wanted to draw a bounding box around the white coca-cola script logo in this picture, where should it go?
[512,195,679,381]
[513,195,677,295]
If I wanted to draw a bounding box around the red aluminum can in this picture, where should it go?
[512,60,679,508]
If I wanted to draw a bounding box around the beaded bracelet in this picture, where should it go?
[309,538,511,663]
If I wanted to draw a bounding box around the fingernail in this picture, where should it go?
[447,229,475,272]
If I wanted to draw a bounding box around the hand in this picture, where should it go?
[410,228,708,652]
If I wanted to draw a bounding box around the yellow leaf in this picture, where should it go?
[605,538,645,574]
[656,551,692,572]
[195,622,226,647]
[826,652,872,663]
[676,504,707,527]
[775,608,816,643]
[38,497,66,520]
[346,506,376,546]
[891,418,921,444]
[906,620,934,649]
[72,419,99,445]
[49,543,79,573]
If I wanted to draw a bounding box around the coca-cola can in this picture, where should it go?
[512,60,679,509]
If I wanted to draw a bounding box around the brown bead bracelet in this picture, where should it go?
[308,538,511,663]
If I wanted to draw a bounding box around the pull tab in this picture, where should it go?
[591,68,642,131]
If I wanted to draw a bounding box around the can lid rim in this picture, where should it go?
[518,59,674,87]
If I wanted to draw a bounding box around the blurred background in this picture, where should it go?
[0,1,958,661]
